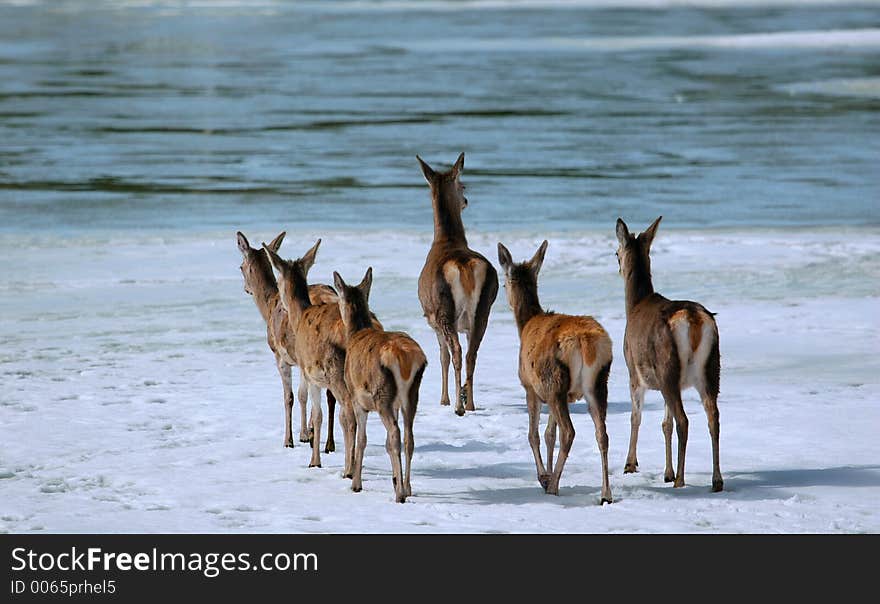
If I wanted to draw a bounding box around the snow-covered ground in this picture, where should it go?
[1,227,878,533]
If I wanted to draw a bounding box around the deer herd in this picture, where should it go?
[237,153,723,505]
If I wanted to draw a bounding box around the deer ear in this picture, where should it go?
[237,231,251,256]
[451,152,465,178]
[266,231,286,253]
[333,271,346,297]
[358,267,373,300]
[497,242,513,274]
[416,155,436,184]
[529,240,549,276]
[300,239,321,274]
[640,216,662,248]
[616,218,631,246]
[262,243,283,272]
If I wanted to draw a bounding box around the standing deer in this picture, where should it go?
[263,240,382,469]
[236,231,338,451]
[615,217,723,492]
[417,153,498,416]
[333,268,426,503]
[498,241,613,503]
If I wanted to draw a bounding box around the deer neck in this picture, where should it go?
[344,303,374,340]
[285,276,313,329]
[624,254,655,313]
[432,189,467,244]
[512,286,544,335]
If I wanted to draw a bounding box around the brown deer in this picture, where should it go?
[236,231,338,452]
[417,153,498,416]
[333,268,427,503]
[615,217,723,492]
[263,240,382,469]
[497,241,613,503]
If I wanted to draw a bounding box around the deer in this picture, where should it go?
[263,240,382,469]
[333,268,427,503]
[615,217,723,492]
[236,231,339,452]
[497,240,613,503]
[416,152,498,417]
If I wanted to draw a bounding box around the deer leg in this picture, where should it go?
[443,329,464,417]
[624,382,645,473]
[545,396,575,496]
[338,398,356,479]
[324,390,336,454]
[525,387,549,489]
[277,359,294,448]
[297,371,311,443]
[308,384,323,468]
[544,412,557,477]
[435,332,451,406]
[698,386,723,492]
[463,310,489,412]
[587,389,612,505]
[379,406,406,503]
[401,387,418,498]
[663,388,688,488]
[351,405,369,493]
[662,403,675,482]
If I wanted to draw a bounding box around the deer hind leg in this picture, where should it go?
[587,387,612,505]
[339,397,356,479]
[625,381,645,473]
[525,386,549,490]
[662,387,688,488]
[308,383,323,468]
[440,326,464,416]
[277,359,294,448]
[324,390,336,454]
[699,341,723,492]
[379,405,406,503]
[662,403,675,483]
[401,368,422,498]
[545,395,575,496]
[463,277,495,412]
[435,331,451,406]
[351,404,369,493]
[297,371,311,443]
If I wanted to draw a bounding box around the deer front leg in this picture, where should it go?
[545,396,575,496]
[308,384,323,468]
[435,332,450,406]
[325,389,336,454]
[339,397,356,479]
[277,359,294,448]
[525,387,549,490]
[624,382,645,473]
[443,330,464,417]
[297,372,311,443]
[663,388,688,488]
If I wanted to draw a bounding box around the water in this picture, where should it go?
[1,0,878,236]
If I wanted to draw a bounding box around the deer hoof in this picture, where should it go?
[454,406,465,417]
[343,473,353,479]
[673,479,685,488]
[664,472,675,483]
[396,495,407,504]
[284,441,294,449]
[601,497,613,505]
[352,485,362,493]
[539,474,551,491]
[440,399,450,406]
[324,442,335,454]
[712,479,724,493]
[623,463,638,474]
[308,463,321,468]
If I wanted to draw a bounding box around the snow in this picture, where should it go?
[1,228,878,533]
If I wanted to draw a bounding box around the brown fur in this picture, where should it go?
[263,240,381,469]
[498,240,613,504]
[616,217,723,492]
[416,153,499,416]
[237,231,340,449]
[334,269,427,503]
